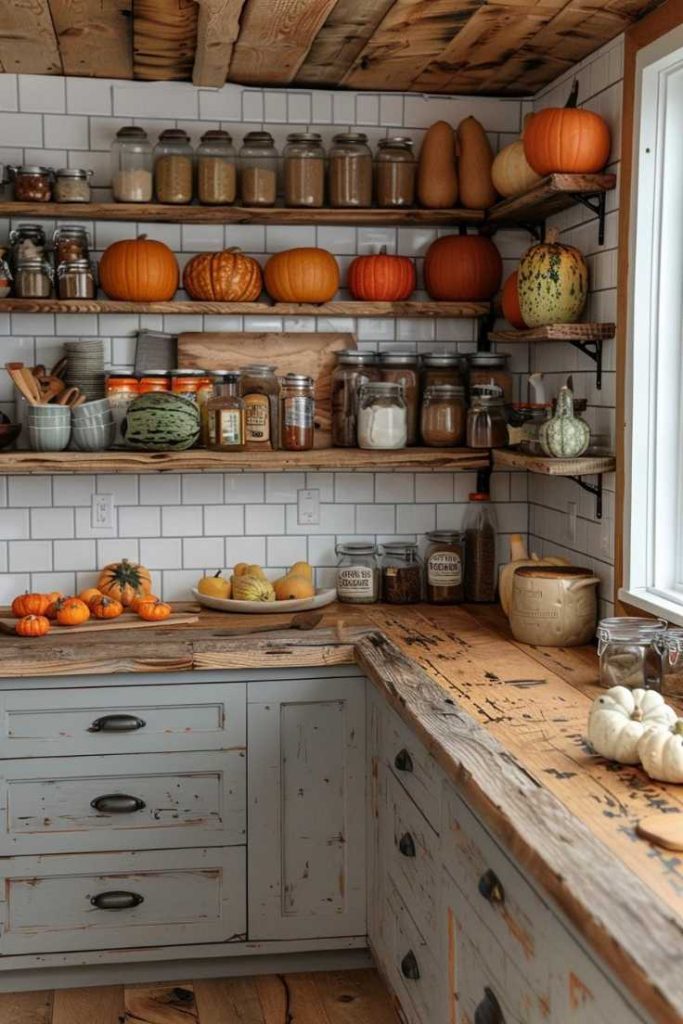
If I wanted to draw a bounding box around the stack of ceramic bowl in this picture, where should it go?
[27,405,71,452]
[64,339,106,400]
[71,398,115,452]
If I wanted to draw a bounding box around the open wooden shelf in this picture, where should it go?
[0,447,490,475]
[494,448,615,475]
[489,322,615,343]
[487,173,616,226]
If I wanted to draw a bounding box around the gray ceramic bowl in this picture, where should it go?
[71,398,111,419]
[71,419,116,452]
[28,404,71,422]
[28,422,72,451]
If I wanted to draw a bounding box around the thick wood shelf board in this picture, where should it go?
[489,322,616,343]
[494,449,615,475]
[487,173,616,224]
[0,447,490,475]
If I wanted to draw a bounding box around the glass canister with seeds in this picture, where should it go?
[239,132,279,207]
[154,129,194,204]
[329,133,373,208]
[284,133,325,208]
[197,130,237,205]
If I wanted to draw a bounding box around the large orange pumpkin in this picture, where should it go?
[501,271,527,329]
[98,235,179,301]
[98,559,152,607]
[424,234,502,301]
[264,248,339,303]
[183,248,263,302]
[523,80,611,176]
[347,248,416,301]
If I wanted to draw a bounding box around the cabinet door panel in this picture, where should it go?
[248,676,366,940]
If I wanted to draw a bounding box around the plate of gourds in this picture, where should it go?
[194,562,337,614]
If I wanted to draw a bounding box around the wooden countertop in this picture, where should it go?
[2,602,681,1023]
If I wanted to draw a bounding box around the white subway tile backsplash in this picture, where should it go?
[183,536,225,569]
[114,82,198,120]
[356,504,395,534]
[32,507,74,539]
[20,75,64,113]
[0,75,18,112]
[375,474,415,503]
[267,535,308,567]
[96,475,139,505]
[140,475,181,506]
[8,477,51,508]
[396,504,436,534]
[66,77,113,115]
[140,538,183,570]
[53,539,97,571]
[226,535,265,567]
[334,473,374,503]
[203,505,244,536]
[0,112,43,147]
[119,506,161,538]
[265,473,306,504]
[10,539,52,572]
[246,503,285,535]
[0,510,30,540]
[225,473,264,503]
[45,114,89,150]
[162,505,203,537]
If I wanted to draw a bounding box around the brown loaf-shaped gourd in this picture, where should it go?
[417,121,458,208]
[457,116,497,209]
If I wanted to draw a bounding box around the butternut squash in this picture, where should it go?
[457,116,497,209]
[417,121,458,208]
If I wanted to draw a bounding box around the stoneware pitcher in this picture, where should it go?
[509,565,600,647]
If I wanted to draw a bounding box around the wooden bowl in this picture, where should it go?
[0,423,21,449]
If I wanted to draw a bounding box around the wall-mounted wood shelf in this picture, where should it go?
[487,173,616,244]
[494,448,615,519]
[489,322,615,389]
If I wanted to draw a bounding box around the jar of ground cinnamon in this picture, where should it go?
[280,373,315,451]
[425,530,466,605]
[375,137,416,208]
[329,133,373,208]
[284,133,325,208]
[420,384,465,446]
[197,130,236,205]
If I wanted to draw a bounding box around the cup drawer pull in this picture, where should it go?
[89,714,146,733]
[475,987,505,1024]
[91,794,146,814]
[394,748,414,773]
[478,868,505,905]
[400,950,420,981]
[90,891,144,911]
[398,832,416,858]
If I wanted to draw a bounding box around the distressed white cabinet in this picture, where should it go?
[247,673,367,941]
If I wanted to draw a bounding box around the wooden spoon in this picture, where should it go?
[5,363,40,406]
[211,611,324,637]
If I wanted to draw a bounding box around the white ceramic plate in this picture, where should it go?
[192,587,337,614]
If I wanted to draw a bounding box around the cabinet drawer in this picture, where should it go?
[382,705,440,831]
[0,751,245,855]
[0,846,246,956]
[386,885,443,1024]
[0,683,245,757]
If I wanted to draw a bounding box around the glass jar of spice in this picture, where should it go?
[106,373,139,446]
[467,352,513,405]
[242,364,280,450]
[331,351,380,447]
[464,493,497,603]
[421,384,466,446]
[357,381,407,450]
[467,388,508,448]
[53,226,90,265]
[239,132,278,207]
[197,130,237,205]
[380,352,419,446]
[284,133,325,208]
[336,542,380,604]
[11,165,52,202]
[425,530,466,605]
[139,372,171,394]
[421,352,465,391]
[57,259,96,299]
[154,129,194,204]
[329,133,373,208]
[381,542,422,604]
[14,257,52,298]
[206,371,245,451]
[9,225,46,271]
[170,369,209,401]
[111,126,153,202]
[54,168,92,203]
[375,137,416,208]
[280,373,315,451]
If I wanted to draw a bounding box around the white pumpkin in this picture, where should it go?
[587,686,676,765]
[491,140,542,198]
[637,720,683,783]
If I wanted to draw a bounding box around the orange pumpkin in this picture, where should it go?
[11,592,51,618]
[45,597,66,621]
[46,591,63,604]
[79,587,104,608]
[183,248,262,302]
[56,598,91,627]
[347,248,416,301]
[501,271,527,330]
[98,235,179,302]
[15,615,50,637]
[424,233,502,301]
[264,248,339,303]
[523,80,611,176]
[90,594,124,619]
[137,598,172,622]
[128,592,160,613]
[98,559,152,607]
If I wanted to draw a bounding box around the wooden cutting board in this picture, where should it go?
[0,614,199,636]
[178,332,356,448]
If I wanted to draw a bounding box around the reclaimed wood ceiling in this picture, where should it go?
[0,0,666,95]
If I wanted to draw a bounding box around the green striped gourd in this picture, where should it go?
[539,385,590,458]
[122,392,200,451]
[518,227,588,326]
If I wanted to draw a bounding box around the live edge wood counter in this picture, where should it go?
[1,603,681,1023]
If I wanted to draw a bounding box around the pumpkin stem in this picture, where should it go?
[544,226,561,245]
[565,79,579,109]
[673,719,683,736]
[378,245,388,256]
[213,570,223,578]
[631,708,644,722]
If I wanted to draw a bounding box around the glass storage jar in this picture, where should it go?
[597,618,668,691]
[170,369,208,401]
[662,629,683,699]
[329,133,373,208]
[467,352,513,405]
[239,132,278,207]
[381,542,422,604]
[421,352,465,391]
[420,384,466,446]
[280,373,315,451]
[8,224,46,272]
[375,137,416,208]
[357,381,407,450]
[11,165,52,202]
[14,257,52,298]
[57,259,95,299]
[331,351,380,447]
[139,372,171,394]
[111,126,153,202]
[467,389,509,448]
[0,251,11,298]
[154,129,194,204]
[206,371,245,451]
[284,133,325,208]
[197,371,223,446]
[335,542,380,604]
[197,130,237,205]
[379,352,419,446]
[106,373,139,445]
[241,364,280,451]
[464,492,497,602]
[54,168,92,203]
[425,530,466,605]
[54,226,90,265]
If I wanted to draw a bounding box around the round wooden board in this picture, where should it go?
[637,812,683,851]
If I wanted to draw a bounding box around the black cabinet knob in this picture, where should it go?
[394,748,414,773]
[475,987,505,1024]
[400,951,420,981]
[478,868,505,905]
[90,891,144,911]
[398,832,416,858]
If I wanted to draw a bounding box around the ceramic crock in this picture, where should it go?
[509,565,600,646]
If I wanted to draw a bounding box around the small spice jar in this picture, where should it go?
[14,257,52,298]
[357,381,407,450]
[170,369,209,401]
[467,388,509,448]
[206,371,245,451]
[283,133,325,208]
[336,542,380,604]
[242,364,280,450]
[57,259,96,299]
[139,372,171,394]
[381,542,422,604]
[597,618,668,691]
[53,225,90,265]
[54,168,92,203]
[662,629,683,699]
[0,251,11,298]
[467,352,513,405]
[111,127,153,202]
[380,352,419,446]
[11,165,52,202]
[280,373,315,451]
[425,530,466,605]
[106,373,139,445]
[329,133,373,208]
[197,130,237,205]
[421,384,466,446]
[197,372,221,446]
[331,351,380,447]
[154,129,194,204]
[375,137,416,208]
[239,132,279,207]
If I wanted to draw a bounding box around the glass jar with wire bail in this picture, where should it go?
[154,129,194,204]
[284,133,325,208]
[14,257,53,298]
[335,542,380,605]
[57,259,96,299]
[54,168,92,203]
[197,130,237,205]
[662,629,683,699]
[331,351,381,447]
[111,126,153,202]
[381,542,422,604]
[596,617,668,691]
[239,132,279,207]
[375,137,416,208]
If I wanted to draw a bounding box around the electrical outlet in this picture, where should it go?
[567,501,577,546]
[91,493,114,530]
[297,489,320,526]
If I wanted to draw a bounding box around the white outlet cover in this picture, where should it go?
[297,488,320,525]
[91,492,114,530]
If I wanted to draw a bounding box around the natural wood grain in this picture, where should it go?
[489,323,616,343]
[133,0,198,81]
[123,983,198,1023]
[52,986,124,1024]
[493,449,615,476]
[313,968,400,1024]
[487,172,617,223]
[0,0,62,75]
[48,0,133,79]
[229,0,339,85]
[0,990,52,1024]
[295,0,396,86]
[254,976,289,1023]
[194,977,264,1023]
[637,813,683,852]
[192,0,247,87]
[0,612,198,635]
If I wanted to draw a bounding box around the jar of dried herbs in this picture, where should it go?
[381,542,422,604]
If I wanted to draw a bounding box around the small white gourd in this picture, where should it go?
[587,686,676,765]
[637,719,683,783]
[539,385,590,459]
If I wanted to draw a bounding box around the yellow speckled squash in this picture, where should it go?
[518,227,588,326]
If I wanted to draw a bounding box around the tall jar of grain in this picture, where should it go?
[197,130,237,205]
[329,133,373,208]
[375,137,416,208]
[239,132,278,207]
[283,133,325,208]
[111,127,153,203]
[153,129,194,204]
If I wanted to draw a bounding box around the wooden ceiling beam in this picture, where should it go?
[295,0,396,87]
[0,0,62,76]
[228,0,340,85]
[192,0,247,87]
[133,0,198,81]
[48,0,133,79]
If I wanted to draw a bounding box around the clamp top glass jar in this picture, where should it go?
[335,542,380,605]
[154,129,194,204]
[467,388,508,448]
[375,136,416,208]
[284,133,325,208]
[331,350,380,448]
[111,126,153,202]
[197,130,236,206]
[467,352,512,404]
[11,165,52,202]
[357,381,407,450]
[596,617,668,691]
[239,131,278,207]
[329,133,373,208]
[380,542,422,604]
[54,168,92,203]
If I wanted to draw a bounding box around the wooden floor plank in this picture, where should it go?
[254,976,288,1024]
[52,986,124,1024]
[313,970,399,1024]
[123,983,198,1023]
[0,990,52,1024]
[194,978,264,1023]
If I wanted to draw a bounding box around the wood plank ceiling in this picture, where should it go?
[0,0,666,95]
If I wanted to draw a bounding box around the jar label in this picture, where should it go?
[427,551,462,587]
[284,396,313,428]
[337,566,375,598]
[217,408,242,446]
[244,394,270,442]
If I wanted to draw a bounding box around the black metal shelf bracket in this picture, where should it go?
[569,474,603,519]
[570,191,607,245]
[569,337,603,389]
[521,221,545,242]
[477,310,497,351]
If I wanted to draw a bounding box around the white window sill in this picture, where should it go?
[618,587,683,626]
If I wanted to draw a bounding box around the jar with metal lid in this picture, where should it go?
[464,492,498,603]
[9,225,46,270]
[467,388,508,448]
[106,373,139,445]
[206,371,245,451]
[597,618,668,691]
[57,259,95,299]
[375,137,416,208]
[283,133,325,208]
[239,132,278,207]
[421,352,465,391]
[154,129,194,204]
[662,629,683,698]
[14,257,52,298]
[380,352,419,445]
[241,364,280,450]
[329,133,373,208]
[111,126,153,202]
[280,373,315,451]
[139,373,171,394]
[54,168,92,203]
[335,542,380,604]
[331,351,380,447]
[357,381,407,450]
[467,352,513,404]
[170,369,208,401]
[381,542,422,604]
[425,530,466,605]
[197,372,222,446]
[0,251,11,298]
[53,225,90,265]
[421,384,466,446]
[10,165,52,202]
[197,130,237,205]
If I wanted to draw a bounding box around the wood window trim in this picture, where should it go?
[615,0,683,616]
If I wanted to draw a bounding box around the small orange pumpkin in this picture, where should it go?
[56,598,91,627]
[98,559,152,607]
[523,80,611,176]
[128,592,160,613]
[424,233,503,301]
[15,614,50,637]
[11,592,51,618]
[183,248,263,302]
[90,594,124,619]
[347,248,416,301]
[79,587,104,608]
[45,597,66,621]
[46,591,63,604]
[501,271,527,330]
[137,599,172,622]
[98,235,179,302]
[264,247,339,304]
